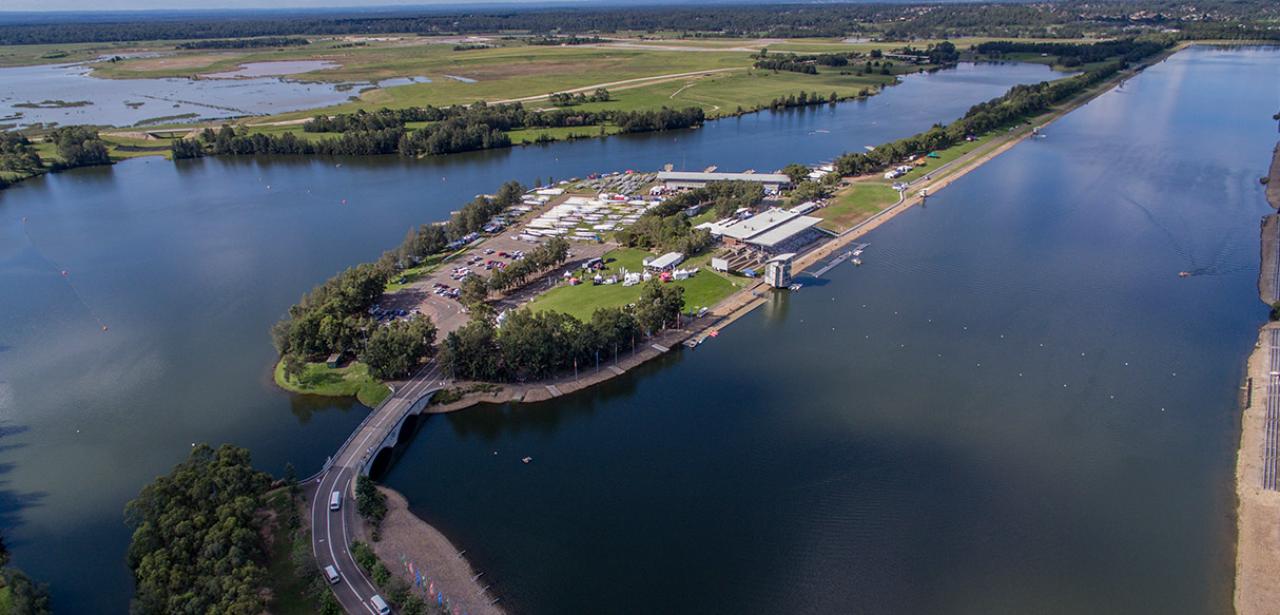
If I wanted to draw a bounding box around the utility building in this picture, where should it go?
[764,253,796,288]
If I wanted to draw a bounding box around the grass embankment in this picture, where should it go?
[263,490,317,615]
[529,247,740,320]
[817,183,900,233]
[273,359,391,407]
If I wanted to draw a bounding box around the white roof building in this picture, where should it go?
[705,207,822,250]
[657,171,792,191]
[644,252,685,271]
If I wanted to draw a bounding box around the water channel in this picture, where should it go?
[381,46,1279,614]
[0,60,1059,611]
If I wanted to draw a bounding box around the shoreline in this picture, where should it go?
[1234,140,1280,613]
[364,487,504,615]
[423,42,1172,415]
[361,41,1178,610]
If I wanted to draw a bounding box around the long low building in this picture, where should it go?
[700,207,823,253]
[657,171,792,192]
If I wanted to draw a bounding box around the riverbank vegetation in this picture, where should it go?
[273,359,391,407]
[171,103,706,159]
[0,531,51,615]
[831,37,1171,179]
[270,182,533,397]
[4,1,1275,46]
[125,444,274,614]
[0,126,117,190]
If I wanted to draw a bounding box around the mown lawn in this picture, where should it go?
[817,183,900,233]
[273,359,391,407]
[528,247,741,321]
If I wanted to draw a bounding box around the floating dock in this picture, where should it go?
[806,243,868,278]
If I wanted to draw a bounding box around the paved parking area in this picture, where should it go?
[382,198,615,336]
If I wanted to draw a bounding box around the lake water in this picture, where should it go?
[201,60,340,79]
[0,61,359,128]
[381,47,1279,614]
[0,60,1058,612]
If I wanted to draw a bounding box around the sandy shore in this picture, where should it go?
[1260,215,1277,304]
[1233,139,1280,614]
[1235,323,1280,614]
[364,487,504,615]
[1267,143,1280,209]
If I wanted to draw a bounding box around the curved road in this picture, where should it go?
[309,361,446,614]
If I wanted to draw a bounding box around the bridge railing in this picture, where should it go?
[301,363,435,484]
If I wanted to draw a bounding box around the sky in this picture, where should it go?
[3,0,595,12]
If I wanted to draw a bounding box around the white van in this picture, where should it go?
[370,594,391,614]
[324,565,341,585]
[329,490,342,511]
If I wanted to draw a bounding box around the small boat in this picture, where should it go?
[1178,271,1191,278]
[522,456,533,464]
[852,258,863,266]
[683,338,700,349]
[788,283,802,291]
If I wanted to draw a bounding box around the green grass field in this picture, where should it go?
[273,359,391,407]
[528,247,741,320]
[817,183,900,232]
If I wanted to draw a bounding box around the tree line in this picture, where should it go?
[441,280,684,382]
[767,90,842,111]
[832,38,1171,178]
[172,103,704,160]
[549,88,611,106]
[1,126,113,191]
[975,38,1168,66]
[271,181,528,374]
[176,36,308,49]
[5,1,1271,45]
[616,180,763,255]
[125,444,274,614]
[469,236,571,298]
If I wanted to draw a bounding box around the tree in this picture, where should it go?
[460,274,490,306]
[781,163,811,186]
[361,315,437,380]
[790,180,832,203]
[48,126,111,168]
[125,444,273,615]
[282,352,306,382]
[635,280,684,334]
[356,476,388,536]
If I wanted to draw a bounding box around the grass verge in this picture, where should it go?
[273,359,391,407]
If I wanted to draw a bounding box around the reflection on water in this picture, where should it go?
[0,62,358,128]
[382,46,1279,615]
[0,60,1060,612]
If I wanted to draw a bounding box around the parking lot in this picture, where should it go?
[381,197,615,336]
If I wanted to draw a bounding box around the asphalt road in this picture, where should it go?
[309,361,446,614]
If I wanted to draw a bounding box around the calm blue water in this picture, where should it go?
[0,61,1055,611]
[381,46,1280,614]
